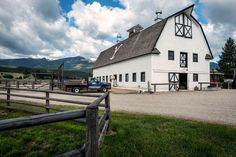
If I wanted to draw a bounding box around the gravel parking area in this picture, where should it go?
[110,89,236,126]
[0,89,235,126]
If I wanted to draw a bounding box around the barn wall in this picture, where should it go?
[93,55,152,90]
[151,16,211,91]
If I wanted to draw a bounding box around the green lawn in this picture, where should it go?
[0,107,235,157]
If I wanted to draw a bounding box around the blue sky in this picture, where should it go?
[59,0,208,24]
[60,0,124,13]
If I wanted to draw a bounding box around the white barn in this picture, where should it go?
[93,5,213,91]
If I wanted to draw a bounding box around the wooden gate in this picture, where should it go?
[168,73,179,91]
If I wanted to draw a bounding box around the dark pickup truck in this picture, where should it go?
[63,78,111,93]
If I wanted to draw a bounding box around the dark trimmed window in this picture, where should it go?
[106,76,108,82]
[175,14,192,38]
[193,53,198,62]
[102,76,105,82]
[141,72,145,82]
[109,75,112,82]
[119,74,122,82]
[99,77,101,82]
[125,73,129,82]
[193,73,198,82]
[114,74,117,81]
[180,52,188,68]
[168,50,174,60]
[132,73,136,82]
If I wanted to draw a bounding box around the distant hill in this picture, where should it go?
[0,56,94,72]
[210,62,219,71]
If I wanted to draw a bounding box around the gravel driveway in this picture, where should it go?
[0,89,235,126]
[110,90,236,126]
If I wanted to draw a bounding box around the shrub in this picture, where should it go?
[194,86,199,91]
[3,74,14,79]
[17,76,23,79]
[23,74,30,79]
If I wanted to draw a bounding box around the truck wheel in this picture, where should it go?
[102,87,108,92]
[73,87,80,93]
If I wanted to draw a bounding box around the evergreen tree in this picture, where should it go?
[218,37,236,78]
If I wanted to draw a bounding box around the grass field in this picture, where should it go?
[0,106,235,157]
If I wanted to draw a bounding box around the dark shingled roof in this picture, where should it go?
[93,19,167,69]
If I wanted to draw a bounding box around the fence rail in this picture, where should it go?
[0,80,53,90]
[0,87,111,157]
[198,82,221,90]
[151,82,179,92]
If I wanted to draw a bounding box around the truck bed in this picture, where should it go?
[64,80,87,86]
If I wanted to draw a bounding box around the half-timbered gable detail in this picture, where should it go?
[175,13,192,38]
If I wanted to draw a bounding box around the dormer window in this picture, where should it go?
[175,14,192,38]
[127,24,143,37]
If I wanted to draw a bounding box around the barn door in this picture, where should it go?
[168,73,179,91]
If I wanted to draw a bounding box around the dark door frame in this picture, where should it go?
[179,73,188,90]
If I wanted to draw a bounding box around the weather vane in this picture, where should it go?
[154,9,163,22]
[116,33,122,43]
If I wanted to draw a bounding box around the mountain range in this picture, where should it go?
[0,56,93,72]
[0,56,219,72]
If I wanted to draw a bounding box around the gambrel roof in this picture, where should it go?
[93,4,212,69]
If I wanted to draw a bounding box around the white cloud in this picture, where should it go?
[200,0,236,61]
[0,0,71,59]
[67,0,193,58]
[0,0,194,60]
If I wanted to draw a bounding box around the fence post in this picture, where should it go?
[200,83,202,91]
[86,105,98,157]
[32,82,35,89]
[147,81,150,93]
[16,81,20,89]
[105,92,111,133]
[49,81,53,90]
[45,91,50,113]
[6,88,10,106]
[5,80,8,88]
[154,85,156,93]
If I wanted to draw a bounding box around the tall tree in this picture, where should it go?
[218,37,236,78]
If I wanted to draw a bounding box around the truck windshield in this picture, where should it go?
[91,78,98,82]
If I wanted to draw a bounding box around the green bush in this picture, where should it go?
[23,74,30,79]
[3,74,14,79]
[17,76,23,79]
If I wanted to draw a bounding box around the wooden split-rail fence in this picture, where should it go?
[0,80,54,90]
[151,82,221,92]
[0,87,111,157]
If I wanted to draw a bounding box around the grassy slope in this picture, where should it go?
[0,107,235,157]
